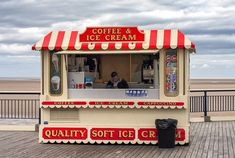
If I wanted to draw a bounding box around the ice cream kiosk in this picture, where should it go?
[32,27,195,145]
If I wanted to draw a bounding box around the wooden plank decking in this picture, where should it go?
[0,121,235,158]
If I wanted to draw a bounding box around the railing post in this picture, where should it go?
[204,91,207,117]
[35,107,41,132]
[203,91,210,122]
[39,107,41,125]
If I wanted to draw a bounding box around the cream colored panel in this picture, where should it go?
[101,43,108,50]
[88,43,95,50]
[48,31,58,50]
[159,49,165,99]
[50,108,79,121]
[43,51,50,96]
[62,55,68,99]
[115,42,122,49]
[142,30,150,49]
[184,37,191,49]
[170,30,177,49]
[74,34,81,50]
[156,30,164,49]
[42,108,50,124]
[41,53,44,95]
[62,31,71,50]
[69,108,189,127]
[35,37,44,50]
[128,42,136,50]
[178,49,184,96]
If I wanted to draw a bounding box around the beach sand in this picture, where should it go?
[190,78,235,90]
[0,79,40,92]
[0,78,235,91]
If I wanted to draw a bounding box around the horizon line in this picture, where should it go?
[1,77,235,81]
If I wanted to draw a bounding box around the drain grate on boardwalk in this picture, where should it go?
[0,121,235,158]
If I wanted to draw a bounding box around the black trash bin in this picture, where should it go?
[155,118,178,148]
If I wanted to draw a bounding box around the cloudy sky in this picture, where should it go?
[0,0,235,78]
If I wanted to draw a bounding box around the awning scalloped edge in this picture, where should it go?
[41,139,186,145]
[41,104,185,109]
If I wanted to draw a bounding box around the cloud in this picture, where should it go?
[191,54,235,63]
[190,54,235,78]
[201,64,210,69]
[0,55,39,65]
[0,0,235,77]
[0,43,32,55]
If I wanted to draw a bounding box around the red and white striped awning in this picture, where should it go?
[32,29,195,52]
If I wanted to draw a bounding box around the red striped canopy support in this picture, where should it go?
[32,29,195,52]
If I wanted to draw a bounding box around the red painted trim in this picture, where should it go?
[163,30,171,49]
[135,42,143,50]
[41,127,185,142]
[89,101,135,106]
[138,128,157,141]
[54,31,65,51]
[94,43,102,50]
[149,30,157,49]
[90,128,135,140]
[121,43,129,50]
[176,129,186,141]
[177,30,185,49]
[42,101,86,105]
[79,27,145,42]
[41,32,52,50]
[137,102,184,106]
[68,31,78,50]
[32,44,36,50]
[42,127,87,140]
[108,42,116,50]
[41,101,184,107]
[138,128,185,141]
[191,42,195,49]
[81,43,89,50]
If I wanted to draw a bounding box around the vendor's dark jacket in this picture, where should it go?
[106,79,129,89]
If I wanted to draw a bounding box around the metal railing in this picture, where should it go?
[0,90,234,121]
[0,91,40,119]
[190,90,235,117]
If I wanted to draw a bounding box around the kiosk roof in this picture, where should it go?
[32,29,195,53]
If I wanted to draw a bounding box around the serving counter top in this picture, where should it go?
[68,88,160,99]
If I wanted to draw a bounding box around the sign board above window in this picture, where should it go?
[79,27,145,42]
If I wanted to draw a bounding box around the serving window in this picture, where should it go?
[66,53,160,99]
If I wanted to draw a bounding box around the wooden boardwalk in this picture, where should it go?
[0,121,235,158]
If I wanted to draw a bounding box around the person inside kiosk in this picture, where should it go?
[106,72,129,89]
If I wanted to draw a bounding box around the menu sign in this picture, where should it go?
[90,128,135,140]
[42,128,87,140]
[79,27,145,42]
[42,127,185,142]
[165,49,178,96]
[49,52,62,95]
[138,128,185,141]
